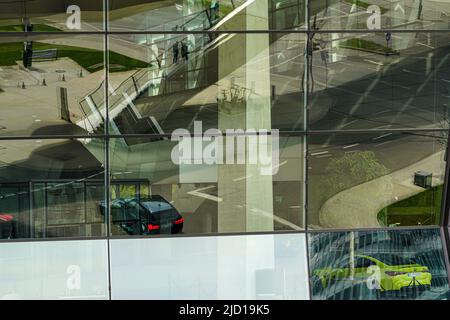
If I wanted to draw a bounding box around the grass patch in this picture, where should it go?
[0,24,62,32]
[339,38,396,54]
[377,185,443,226]
[0,42,149,72]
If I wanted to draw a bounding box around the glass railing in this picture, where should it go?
[76,1,246,135]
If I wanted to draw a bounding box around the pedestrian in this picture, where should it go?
[173,40,179,63]
[181,41,188,61]
[210,0,219,21]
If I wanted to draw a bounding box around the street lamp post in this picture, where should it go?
[22,0,33,68]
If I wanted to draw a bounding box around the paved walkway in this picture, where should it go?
[318,150,446,228]
[0,58,133,136]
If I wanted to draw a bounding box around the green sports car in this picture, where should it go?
[313,254,432,292]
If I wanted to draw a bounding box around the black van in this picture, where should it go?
[99,195,184,235]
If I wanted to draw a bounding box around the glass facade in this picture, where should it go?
[0,0,449,300]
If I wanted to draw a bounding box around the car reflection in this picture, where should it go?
[0,214,15,239]
[99,195,184,236]
[313,254,432,295]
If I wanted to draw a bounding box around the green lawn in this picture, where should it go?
[339,38,396,54]
[0,24,62,32]
[377,185,443,226]
[0,42,149,72]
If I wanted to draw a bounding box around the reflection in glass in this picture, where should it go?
[309,229,450,300]
[108,0,306,31]
[0,0,103,32]
[310,0,450,30]
[309,32,450,130]
[0,35,109,136]
[109,134,304,235]
[0,138,106,239]
[308,131,447,229]
[107,32,306,135]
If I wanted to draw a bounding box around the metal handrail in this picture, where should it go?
[76,0,246,134]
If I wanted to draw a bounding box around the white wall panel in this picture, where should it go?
[110,233,309,299]
[0,240,109,300]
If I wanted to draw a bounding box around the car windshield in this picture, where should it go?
[140,199,173,214]
[364,253,416,265]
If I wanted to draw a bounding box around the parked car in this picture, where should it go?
[312,253,432,292]
[99,195,184,235]
[0,214,15,239]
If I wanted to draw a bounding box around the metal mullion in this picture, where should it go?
[441,127,450,227]
[104,0,112,301]
[440,227,450,292]
[304,0,312,301]
[2,29,450,36]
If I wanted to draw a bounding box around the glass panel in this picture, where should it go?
[0,0,104,32]
[0,34,106,136]
[110,233,309,299]
[311,0,450,30]
[308,131,447,229]
[107,32,306,135]
[309,229,450,300]
[108,0,306,31]
[109,134,304,236]
[309,32,450,129]
[0,240,109,299]
[0,138,106,239]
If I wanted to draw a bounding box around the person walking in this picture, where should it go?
[173,40,179,63]
[181,40,189,61]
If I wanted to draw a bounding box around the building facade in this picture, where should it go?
[0,0,449,299]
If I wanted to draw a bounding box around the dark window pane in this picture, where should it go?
[0,138,106,239]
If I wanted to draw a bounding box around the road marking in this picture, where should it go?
[375,124,392,129]
[187,186,222,203]
[311,151,329,156]
[373,133,393,140]
[374,110,391,116]
[341,119,359,128]
[416,42,433,50]
[364,59,383,66]
[250,208,303,231]
[343,143,359,149]
[337,61,352,66]
[317,154,332,159]
[233,174,252,182]
[375,140,394,147]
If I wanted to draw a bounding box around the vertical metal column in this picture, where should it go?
[304,0,313,301]
[104,0,112,301]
